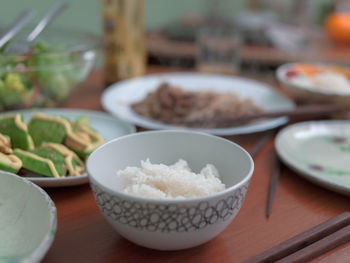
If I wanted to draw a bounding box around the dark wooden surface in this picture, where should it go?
[42,68,350,263]
[146,32,350,66]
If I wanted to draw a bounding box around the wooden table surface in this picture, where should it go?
[42,68,350,263]
[146,32,350,66]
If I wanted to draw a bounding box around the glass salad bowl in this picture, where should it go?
[0,27,100,111]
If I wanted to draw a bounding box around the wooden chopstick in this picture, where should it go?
[266,151,280,218]
[247,130,280,217]
[276,224,350,263]
[249,131,275,159]
[177,103,346,127]
[244,212,350,263]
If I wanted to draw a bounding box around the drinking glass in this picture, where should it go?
[196,27,242,75]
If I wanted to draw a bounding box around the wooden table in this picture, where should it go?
[42,68,350,263]
[147,32,350,67]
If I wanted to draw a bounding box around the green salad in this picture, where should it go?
[0,42,85,111]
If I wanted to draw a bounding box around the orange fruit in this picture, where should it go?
[324,13,350,44]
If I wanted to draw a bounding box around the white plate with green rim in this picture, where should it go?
[275,120,350,196]
[0,171,57,263]
[102,73,295,136]
[0,109,136,187]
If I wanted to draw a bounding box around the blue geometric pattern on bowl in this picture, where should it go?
[91,181,249,233]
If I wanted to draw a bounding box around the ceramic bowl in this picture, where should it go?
[276,62,350,106]
[87,130,254,250]
[0,171,57,263]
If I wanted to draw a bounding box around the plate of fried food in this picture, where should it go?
[0,109,135,187]
[102,73,295,135]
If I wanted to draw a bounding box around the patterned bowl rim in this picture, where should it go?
[0,171,57,263]
[276,62,350,97]
[87,130,254,204]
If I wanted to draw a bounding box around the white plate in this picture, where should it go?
[1,109,136,187]
[102,73,295,136]
[276,62,350,96]
[276,120,350,196]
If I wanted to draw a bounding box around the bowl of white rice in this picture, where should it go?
[87,130,253,250]
[276,62,350,106]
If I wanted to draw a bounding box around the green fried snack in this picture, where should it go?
[65,116,104,160]
[0,133,13,154]
[32,147,67,176]
[14,147,67,178]
[28,113,72,147]
[73,115,90,128]
[41,142,85,176]
[0,152,22,173]
[0,114,34,150]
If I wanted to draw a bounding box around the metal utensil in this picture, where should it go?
[0,10,36,49]
[5,1,68,54]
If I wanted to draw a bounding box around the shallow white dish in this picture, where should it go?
[102,72,295,136]
[1,108,135,187]
[276,120,350,196]
[0,171,57,263]
[276,63,350,106]
[276,62,350,96]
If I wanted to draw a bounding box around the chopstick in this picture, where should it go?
[266,151,280,218]
[249,131,275,159]
[244,212,350,263]
[276,224,350,263]
[177,103,346,127]
[247,130,280,217]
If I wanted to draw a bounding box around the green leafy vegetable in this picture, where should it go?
[0,41,86,110]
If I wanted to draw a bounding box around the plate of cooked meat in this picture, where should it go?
[101,73,295,135]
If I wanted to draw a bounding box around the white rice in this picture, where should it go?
[290,71,350,93]
[311,72,350,93]
[116,159,226,199]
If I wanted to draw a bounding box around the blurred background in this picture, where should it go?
[0,0,337,35]
[1,0,349,69]
[2,0,345,72]
[1,0,349,110]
